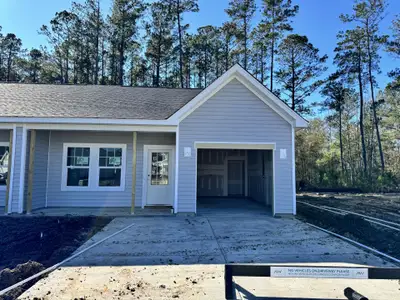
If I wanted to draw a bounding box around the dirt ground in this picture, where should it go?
[298,193,400,223]
[19,264,400,300]
[297,193,400,262]
[0,216,112,299]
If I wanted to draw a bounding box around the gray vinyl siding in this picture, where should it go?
[46,131,175,207]
[0,130,10,207]
[10,127,23,212]
[178,78,295,214]
[31,131,50,210]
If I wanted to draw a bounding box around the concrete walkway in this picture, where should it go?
[20,215,398,299]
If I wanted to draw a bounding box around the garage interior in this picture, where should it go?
[196,149,273,214]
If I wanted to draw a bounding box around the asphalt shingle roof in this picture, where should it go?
[0,84,203,120]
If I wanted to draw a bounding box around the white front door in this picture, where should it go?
[145,146,175,206]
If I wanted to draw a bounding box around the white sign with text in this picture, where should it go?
[271,267,368,279]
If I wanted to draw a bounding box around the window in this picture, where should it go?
[62,143,126,191]
[151,152,169,185]
[99,147,122,187]
[0,143,10,188]
[66,147,90,187]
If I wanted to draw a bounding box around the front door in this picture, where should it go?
[146,146,174,206]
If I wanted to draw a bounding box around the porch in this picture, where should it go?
[0,127,178,215]
[29,206,173,217]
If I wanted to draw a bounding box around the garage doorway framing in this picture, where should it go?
[194,142,276,215]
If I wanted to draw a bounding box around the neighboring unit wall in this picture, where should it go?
[32,131,50,210]
[0,130,10,207]
[46,131,175,207]
[10,127,24,213]
[178,78,294,214]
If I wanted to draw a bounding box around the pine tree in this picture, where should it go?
[341,0,388,171]
[261,0,298,91]
[2,33,22,82]
[386,15,400,89]
[145,1,174,87]
[335,28,369,173]
[275,34,327,114]
[165,0,199,88]
[225,0,256,70]
[321,74,353,174]
[109,0,146,86]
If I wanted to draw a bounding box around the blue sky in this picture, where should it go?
[0,0,398,101]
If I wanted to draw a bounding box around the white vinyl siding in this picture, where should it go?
[178,78,295,214]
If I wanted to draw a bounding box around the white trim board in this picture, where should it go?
[169,64,308,128]
[142,145,176,209]
[292,125,296,215]
[0,117,178,126]
[195,142,276,150]
[174,126,180,213]
[8,126,17,213]
[26,123,177,133]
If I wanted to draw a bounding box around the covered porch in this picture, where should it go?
[1,125,178,215]
[30,206,173,217]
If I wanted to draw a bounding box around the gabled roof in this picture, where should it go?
[0,84,201,120]
[0,64,308,128]
[169,64,308,128]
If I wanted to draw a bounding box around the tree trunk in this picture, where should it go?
[357,51,368,173]
[155,27,162,87]
[243,16,248,70]
[225,38,229,71]
[339,109,344,174]
[94,0,100,85]
[260,46,264,84]
[177,0,184,88]
[291,49,295,110]
[6,48,12,81]
[101,38,105,85]
[270,4,275,91]
[366,25,385,171]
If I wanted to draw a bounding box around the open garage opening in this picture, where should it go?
[196,148,274,215]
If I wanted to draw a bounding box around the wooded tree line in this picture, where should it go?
[0,0,399,191]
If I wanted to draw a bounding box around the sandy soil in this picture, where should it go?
[0,216,111,299]
[297,193,400,223]
[297,193,400,262]
[19,265,400,300]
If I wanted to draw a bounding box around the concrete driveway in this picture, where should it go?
[21,215,399,300]
[65,214,391,267]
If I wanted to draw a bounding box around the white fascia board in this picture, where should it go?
[195,142,276,150]
[26,123,177,132]
[0,117,178,126]
[169,64,308,128]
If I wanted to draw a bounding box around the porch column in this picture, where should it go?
[26,129,36,214]
[131,131,137,214]
[4,129,13,214]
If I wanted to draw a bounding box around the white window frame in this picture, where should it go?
[0,142,10,191]
[61,143,127,192]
